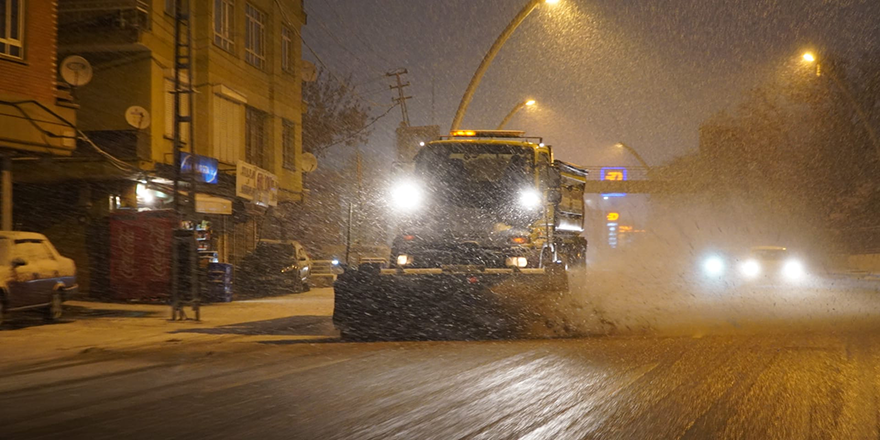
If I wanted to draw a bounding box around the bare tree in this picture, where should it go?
[302,69,371,158]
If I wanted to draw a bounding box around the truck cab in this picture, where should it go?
[388,130,587,271]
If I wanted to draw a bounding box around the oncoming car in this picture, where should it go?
[0,232,78,325]
[701,246,807,283]
[738,246,806,281]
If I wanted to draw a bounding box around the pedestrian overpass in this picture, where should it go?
[580,166,689,194]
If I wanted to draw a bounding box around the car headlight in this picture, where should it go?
[397,254,412,266]
[331,259,339,266]
[505,256,528,268]
[739,259,761,278]
[518,188,542,209]
[390,180,423,212]
[703,256,725,276]
[782,259,805,280]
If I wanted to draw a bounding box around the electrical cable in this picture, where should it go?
[2,100,142,174]
[312,15,386,77]
[316,103,399,153]
[272,0,384,107]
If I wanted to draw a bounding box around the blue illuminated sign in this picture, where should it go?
[601,167,627,198]
[600,167,627,181]
[180,152,219,184]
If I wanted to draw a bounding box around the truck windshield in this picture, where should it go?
[414,142,533,208]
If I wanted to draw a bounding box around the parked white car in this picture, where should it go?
[0,232,77,325]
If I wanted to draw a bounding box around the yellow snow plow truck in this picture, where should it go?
[334,130,588,340]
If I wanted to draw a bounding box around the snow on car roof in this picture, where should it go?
[0,231,48,241]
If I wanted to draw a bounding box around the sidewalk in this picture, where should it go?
[0,288,338,367]
[828,270,880,281]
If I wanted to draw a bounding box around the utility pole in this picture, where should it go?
[1,157,11,231]
[387,69,412,127]
[171,0,199,321]
[344,148,362,267]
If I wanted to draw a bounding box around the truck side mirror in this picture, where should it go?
[11,257,26,268]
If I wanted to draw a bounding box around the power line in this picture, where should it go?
[320,103,399,152]
[273,0,384,107]
[313,14,386,77]
[323,1,395,67]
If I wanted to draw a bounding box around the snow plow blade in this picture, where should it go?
[333,266,570,340]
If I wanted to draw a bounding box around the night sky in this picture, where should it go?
[301,0,880,169]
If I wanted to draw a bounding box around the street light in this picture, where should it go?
[450,0,559,131]
[497,98,536,129]
[801,51,880,156]
[614,142,650,170]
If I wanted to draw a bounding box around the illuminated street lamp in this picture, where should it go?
[801,51,880,156]
[496,99,536,129]
[450,0,560,131]
[614,142,650,170]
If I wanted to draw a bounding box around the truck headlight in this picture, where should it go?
[739,259,761,278]
[518,188,541,209]
[782,259,805,280]
[397,254,412,266]
[702,256,725,276]
[390,180,423,212]
[505,256,528,268]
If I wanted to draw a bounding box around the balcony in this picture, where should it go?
[58,0,150,48]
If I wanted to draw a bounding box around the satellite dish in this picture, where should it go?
[301,153,318,172]
[302,60,318,82]
[60,55,93,87]
[125,106,151,129]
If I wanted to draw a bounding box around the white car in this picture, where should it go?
[737,246,806,282]
[702,246,806,282]
[0,232,77,324]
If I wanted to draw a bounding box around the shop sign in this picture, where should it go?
[196,193,233,215]
[180,152,219,184]
[236,161,278,207]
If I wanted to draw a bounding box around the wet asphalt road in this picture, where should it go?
[5,328,880,439]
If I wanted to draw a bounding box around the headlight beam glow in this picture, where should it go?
[703,256,725,276]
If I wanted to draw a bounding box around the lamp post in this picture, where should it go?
[614,142,650,170]
[450,0,559,131]
[801,52,880,156]
[497,99,536,129]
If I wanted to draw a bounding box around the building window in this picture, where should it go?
[213,0,234,52]
[213,94,244,164]
[244,3,265,69]
[245,106,267,169]
[282,119,296,170]
[281,27,293,73]
[0,0,24,60]
[164,0,175,16]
